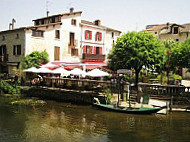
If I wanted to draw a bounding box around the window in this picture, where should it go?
[35,21,40,26]
[41,20,45,25]
[2,36,5,41]
[54,46,60,61]
[96,32,102,41]
[173,27,179,34]
[71,19,76,25]
[176,39,179,42]
[13,45,21,55]
[155,32,157,34]
[85,30,92,40]
[112,32,114,38]
[0,45,6,55]
[95,47,102,55]
[51,17,55,23]
[55,30,60,39]
[96,47,100,55]
[32,30,44,37]
[83,45,93,54]
[16,33,19,39]
[86,46,91,54]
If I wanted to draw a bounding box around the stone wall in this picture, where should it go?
[22,87,101,104]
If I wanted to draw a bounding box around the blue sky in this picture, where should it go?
[1,0,190,32]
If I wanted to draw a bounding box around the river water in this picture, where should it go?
[0,96,190,142]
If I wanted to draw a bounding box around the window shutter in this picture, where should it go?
[13,45,16,55]
[90,31,92,40]
[90,46,93,54]
[85,31,88,39]
[94,46,96,54]
[83,46,86,54]
[99,33,102,41]
[17,45,21,55]
[100,47,102,55]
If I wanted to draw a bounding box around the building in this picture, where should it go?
[146,23,190,42]
[146,22,190,79]
[0,8,121,76]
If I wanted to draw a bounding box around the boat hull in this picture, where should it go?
[93,103,164,114]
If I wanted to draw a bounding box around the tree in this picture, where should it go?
[163,39,181,72]
[108,31,166,86]
[175,38,190,69]
[20,50,49,69]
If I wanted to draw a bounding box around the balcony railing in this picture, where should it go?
[82,53,105,60]
[0,54,8,62]
[71,48,78,56]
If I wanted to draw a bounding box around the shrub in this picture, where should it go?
[104,88,112,104]
[0,80,20,94]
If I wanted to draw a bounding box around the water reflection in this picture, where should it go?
[1,97,190,142]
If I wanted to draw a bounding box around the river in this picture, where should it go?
[0,96,190,142]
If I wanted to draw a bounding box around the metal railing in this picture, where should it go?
[0,54,8,62]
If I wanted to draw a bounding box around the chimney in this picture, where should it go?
[47,11,50,17]
[166,22,170,28]
[9,23,13,30]
[94,20,101,26]
[70,7,74,13]
[12,18,16,29]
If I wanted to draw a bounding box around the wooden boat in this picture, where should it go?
[93,103,165,114]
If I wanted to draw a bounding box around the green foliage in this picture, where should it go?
[108,31,166,85]
[123,74,135,83]
[170,74,182,80]
[20,50,49,69]
[163,38,190,73]
[163,39,181,72]
[0,80,20,94]
[175,38,190,69]
[156,74,167,85]
[104,88,112,104]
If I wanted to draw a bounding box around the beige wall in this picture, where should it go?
[104,31,120,62]
[0,29,25,62]
[25,13,82,62]
[159,32,188,43]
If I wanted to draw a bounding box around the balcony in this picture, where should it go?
[82,53,105,60]
[71,48,78,56]
[68,40,78,54]
[0,54,8,62]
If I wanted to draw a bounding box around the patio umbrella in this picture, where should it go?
[52,67,70,76]
[24,67,38,72]
[70,68,86,76]
[86,68,109,77]
[33,67,53,73]
[40,62,59,68]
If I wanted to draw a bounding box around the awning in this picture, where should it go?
[51,61,107,70]
[83,61,107,70]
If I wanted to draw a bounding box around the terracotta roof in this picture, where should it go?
[146,24,167,31]
[81,20,95,25]
[81,20,121,33]
[0,27,26,34]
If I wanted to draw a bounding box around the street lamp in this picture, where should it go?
[167,50,171,84]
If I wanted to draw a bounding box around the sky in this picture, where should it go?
[1,0,190,32]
